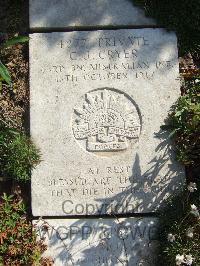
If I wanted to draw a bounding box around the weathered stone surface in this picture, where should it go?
[34,217,160,266]
[30,29,185,216]
[29,0,155,29]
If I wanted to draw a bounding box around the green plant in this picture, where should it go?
[159,76,200,265]
[0,35,29,90]
[161,77,200,167]
[160,180,200,266]
[0,60,11,87]
[0,193,52,266]
[0,121,40,181]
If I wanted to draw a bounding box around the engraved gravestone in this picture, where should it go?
[30,29,185,216]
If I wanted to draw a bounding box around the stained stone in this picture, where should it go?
[34,217,160,266]
[30,28,185,216]
[29,0,155,29]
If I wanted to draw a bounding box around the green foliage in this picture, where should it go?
[161,77,200,167]
[160,180,200,265]
[0,122,41,182]
[0,61,11,86]
[0,193,52,266]
[0,35,29,90]
[133,0,200,55]
[1,36,29,48]
[160,77,200,265]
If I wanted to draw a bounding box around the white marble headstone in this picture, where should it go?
[30,29,185,216]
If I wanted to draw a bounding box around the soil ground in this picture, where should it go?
[0,0,29,131]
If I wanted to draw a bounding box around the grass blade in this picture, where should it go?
[2,36,29,48]
[0,61,11,85]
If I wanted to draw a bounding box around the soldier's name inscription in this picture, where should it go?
[39,32,175,83]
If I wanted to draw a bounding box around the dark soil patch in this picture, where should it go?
[0,41,29,131]
[0,0,29,131]
[133,0,200,57]
[0,0,29,33]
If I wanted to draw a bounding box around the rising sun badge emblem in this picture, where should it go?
[72,88,141,152]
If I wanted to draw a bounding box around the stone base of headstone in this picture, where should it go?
[34,217,160,266]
